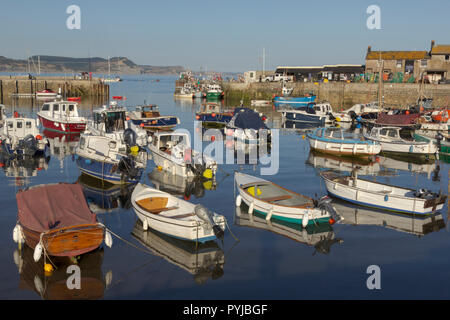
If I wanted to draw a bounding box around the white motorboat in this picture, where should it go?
[149,131,218,178]
[320,170,446,215]
[131,183,226,242]
[364,126,438,160]
[37,100,87,134]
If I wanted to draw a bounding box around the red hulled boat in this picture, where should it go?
[37,101,87,134]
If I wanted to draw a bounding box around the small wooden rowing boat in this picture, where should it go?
[320,170,446,215]
[131,183,226,242]
[13,183,112,260]
[234,172,335,226]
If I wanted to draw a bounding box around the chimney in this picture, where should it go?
[368,46,372,53]
[431,40,435,50]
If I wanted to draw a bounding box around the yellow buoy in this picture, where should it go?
[248,186,262,196]
[203,169,213,180]
[157,166,163,171]
[335,117,341,122]
[44,263,54,276]
[130,146,139,156]
[302,135,305,140]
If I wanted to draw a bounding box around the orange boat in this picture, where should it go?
[14,183,111,260]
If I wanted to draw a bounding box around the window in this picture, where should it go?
[69,105,74,111]
[7,121,13,129]
[42,104,50,111]
[79,137,85,149]
[396,60,402,68]
[16,121,22,128]
[26,122,32,129]
[62,105,66,111]
[53,104,59,111]
[388,130,398,138]
[446,55,449,61]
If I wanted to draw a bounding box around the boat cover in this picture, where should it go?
[17,183,96,233]
[231,108,268,130]
[376,113,420,125]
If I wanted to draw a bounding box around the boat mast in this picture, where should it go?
[378,51,384,108]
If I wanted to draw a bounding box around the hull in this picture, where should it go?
[38,115,86,134]
[76,155,143,184]
[307,136,381,157]
[21,224,105,258]
[197,113,233,125]
[282,111,326,124]
[322,173,446,215]
[206,92,223,99]
[151,150,195,178]
[130,117,178,130]
[273,95,316,105]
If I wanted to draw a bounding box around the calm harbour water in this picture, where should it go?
[0,74,449,299]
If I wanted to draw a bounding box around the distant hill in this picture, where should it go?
[0,55,185,75]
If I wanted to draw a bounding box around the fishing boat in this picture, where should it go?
[0,116,49,157]
[37,100,87,134]
[225,108,271,144]
[192,89,206,99]
[320,170,446,214]
[307,127,381,158]
[234,172,337,226]
[149,131,217,178]
[333,199,445,237]
[76,103,149,184]
[35,89,58,99]
[235,206,342,254]
[273,93,316,106]
[131,183,226,243]
[279,103,334,125]
[364,126,438,160]
[174,84,194,99]
[414,131,450,159]
[127,104,180,130]
[13,183,112,261]
[131,221,225,284]
[195,103,234,127]
[205,84,224,100]
[332,101,384,123]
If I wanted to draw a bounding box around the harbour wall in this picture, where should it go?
[0,76,110,105]
[222,82,450,109]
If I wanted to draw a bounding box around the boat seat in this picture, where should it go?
[136,197,178,214]
[261,195,292,202]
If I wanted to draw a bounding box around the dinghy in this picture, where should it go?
[320,170,446,215]
[131,183,226,243]
[279,103,334,125]
[234,172,337,226]
[307,127,381,158]
[13,183,112,261]
[364,126,438,160]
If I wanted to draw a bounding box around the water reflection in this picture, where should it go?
[234,205,343,255]
[0,153,50,187]
[131,220,225,284]
[78,173,136,213]
[333,200,445,237]
[14,246,110,300]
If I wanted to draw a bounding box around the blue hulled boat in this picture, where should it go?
[195,103,234,127]
[279,103,334,125]
[127,105,179,130]
[273,94,316,106]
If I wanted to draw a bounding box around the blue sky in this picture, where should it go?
[0,0,449,72]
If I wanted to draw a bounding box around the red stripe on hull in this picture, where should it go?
[39,115,86,133]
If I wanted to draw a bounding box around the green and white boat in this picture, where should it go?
[234,172,336,226]
[206,84,224,100]
[414,131,450,162]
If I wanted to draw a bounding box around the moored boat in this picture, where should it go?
[234,172,337,226]
[131,183,226,243]
[226,108,271,144]
[13,183,112,260]
[206,84,224,100]
[37,100,87,134]
[307,127,381,158]
[279,103,334,125]
[127,104,180,130]
[320,170,446,215]
[273,94,316,106]
[195,103,234,127]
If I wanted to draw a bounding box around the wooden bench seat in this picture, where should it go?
[261,195,292,202]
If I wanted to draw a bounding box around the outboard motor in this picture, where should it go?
[435,133,444,151]
[316,195,340,222]
[123,128,137,148]
[118,156,139,180]
[194,204,224,240]
[20,134,38,156]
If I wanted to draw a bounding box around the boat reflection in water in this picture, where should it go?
[234,205,343,255]
[333,199,445,237]
[377,156,439,179]
[148,168,216,199]
[78,173,136,213]
[131,220,225,284]
[44,129,79,171]
[13,245,111,300]
[0,153,50,187]
[307,150,381,176]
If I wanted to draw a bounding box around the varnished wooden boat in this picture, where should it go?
[15,183,107,259]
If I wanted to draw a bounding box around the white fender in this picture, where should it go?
[143,219,148,231]
[33,243,43,262]
[235,195,242,207]
[105,270,113,288]
[302,213,309,228]
[105,231,113,248]
[248,202,254,214]
[13,225,21,243]
[34,275,44,295]
[266,209,273,221]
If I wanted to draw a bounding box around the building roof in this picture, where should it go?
[366,51,429,60]
[431,45,450,55]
